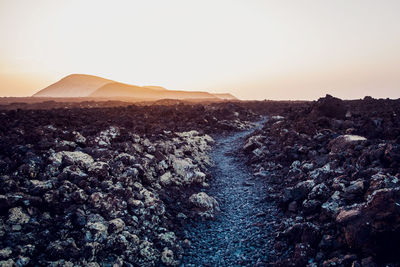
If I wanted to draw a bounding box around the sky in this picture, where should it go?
[0,0,399,100]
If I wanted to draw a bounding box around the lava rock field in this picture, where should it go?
[1,97,400,266]
[244,95,400,266]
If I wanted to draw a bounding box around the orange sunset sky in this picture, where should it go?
[0,0,400,100]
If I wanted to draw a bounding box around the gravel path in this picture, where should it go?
[181,120,277,266]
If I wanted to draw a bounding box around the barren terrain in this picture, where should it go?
[1,96,400,266]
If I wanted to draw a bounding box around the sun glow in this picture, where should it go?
[1,0,400,99]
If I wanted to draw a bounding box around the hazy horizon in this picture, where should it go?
[1,0,400,100]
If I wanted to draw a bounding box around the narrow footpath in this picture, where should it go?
[181,120,277,266]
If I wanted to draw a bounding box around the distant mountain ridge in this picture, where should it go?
[33,74,238,101]
[211,93,237,100]
[33,74,113,97]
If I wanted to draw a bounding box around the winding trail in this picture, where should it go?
[181,120,277,266]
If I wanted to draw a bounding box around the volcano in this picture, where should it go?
[33,74,238,101]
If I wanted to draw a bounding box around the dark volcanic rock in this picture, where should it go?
[0,102,259,266]
[3,97,400,266]
[312,94,347,119]
[243,96,400,266]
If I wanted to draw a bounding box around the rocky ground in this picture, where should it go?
[0,102,257,266]
[244,95,400,266]
[181,118,279,266]
[1,96,400,266]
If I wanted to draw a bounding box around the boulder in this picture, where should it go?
[8,207,30,225]
[94,126,120,147]
[308,183,330,201]
[108,218,125,234]
[243,135,264,152]
[283,180,315,203]
[85,221,109,242]
[342,180,365,201]
[72,131,86,145]
[312,94,347,119]
[49,151,94,169]
[340,188,400,258]
[161,247,177,266]
[88,162,110,178]
[321,191,344,218]
[189,192,220,219]
[329,135,367,153]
